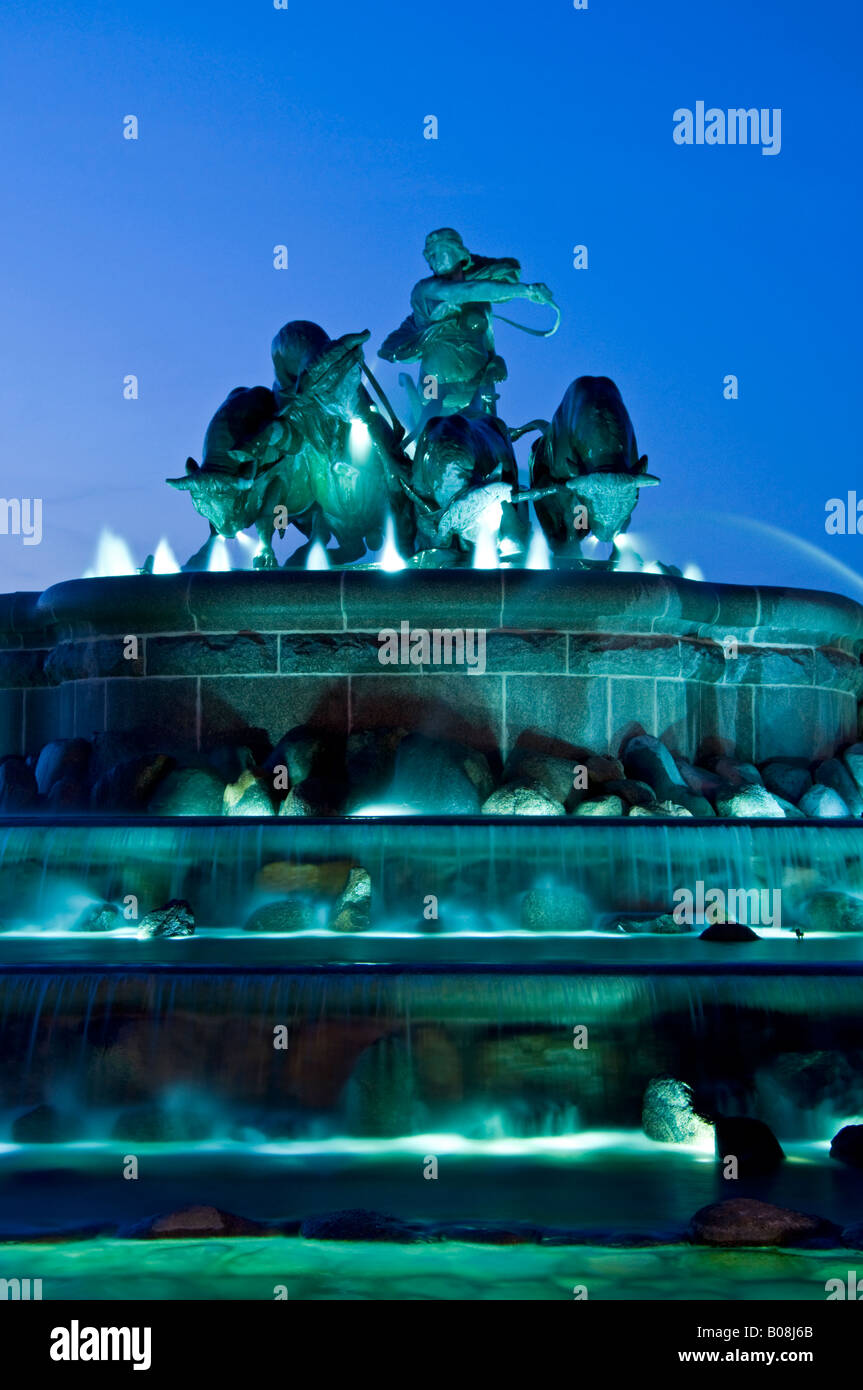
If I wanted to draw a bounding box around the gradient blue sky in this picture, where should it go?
[1,0,861,596]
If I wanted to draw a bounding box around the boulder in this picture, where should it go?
[501,746,577,806]
[700,921,760,941]
[147,767,226,817]
[90,752,175,812]
[429,1221,542,1244]
[329,868,372,932]
[761,759,812,805]
[34,738,91,795]
[841,1222,863,1249]
[72,901,121,933]
[642,1078,713,1145]
[814,758,863,817]
[583,753,625,785]
[481,786,564,815]
[716,784,786,818]
[124,1205,265,1239]
[673,758,724,800]
[0,757,38,812]
[842,742,863,800]
[388,735,494,814]
[689,1198,838,1248]
[243,900,318,932]
[766,1051,863,1112]
[610,913,691,935]
[628,800,694,818]
[806,890,863,933]
[255,861,353,896]
[708,757,763,787]
[44,776,89,812]
[136,899,195,939]
[830,1124,863,1169]
[343,728,407,812]
[602,778,655,808]
[278,788,316,816]
[799,784,850,818]
[574,795,624,817]
[714,1117,784,1175]
[520,886,593,932]
[621,735,712,815]
[299,1208,418,1242]
[222,770,274,816]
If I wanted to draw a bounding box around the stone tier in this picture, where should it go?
[1,570,861,763]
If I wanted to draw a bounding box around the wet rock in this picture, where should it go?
[0,757,38,811]
[603,778,656,808]
[343,728,407,812]
[689,1198,838,1248]
[714,1117,784,1176]
[673,758,724,800]
[814,758,863,817]
[264,727,347,814]
[12,1105,83,1143]
[842,742,863,800]
[90,753,175,812]
[136,899,195,939]
[147,767,226,817]
[34,738,91,795]
[830,1124,863,1169]
[501,746,576,806]
[700,921,760,941]
[772,796,805,819]
[266,727,339,787]
[708,757,763,788]
[716,784,786,818]
[205,743,259,785]
[123,1205,265,1239]
[574,794,624,816]
[583,753,625,785]
[389,735,494,814]
[806,890,863,933]
[799,784,850,818]
[72,901,121,932]
[611,913,691,935]
[300,1208,419,1242]
[329,867,372,932]
[255,861,353,896]
[621,735,711,815]
[761,759,812,805]
[520,886,593,932]
[429,1221,541,1244]
[278,788,316,816]
[628,800,694,818]
[642,1078,714,1145]
[222,769,274,816]
[243,900,318,932]
[44,776,89,812]
[766,1051,863,1112]
[481,786,564,815]
[840,1222,863,1249]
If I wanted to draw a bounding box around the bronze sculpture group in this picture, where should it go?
[168,228,658,569]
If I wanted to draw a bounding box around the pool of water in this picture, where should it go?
[1,1237,856,1300]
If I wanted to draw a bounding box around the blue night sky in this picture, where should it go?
[1,0,861,597]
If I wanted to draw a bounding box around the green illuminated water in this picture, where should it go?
[1,1238,856,1300]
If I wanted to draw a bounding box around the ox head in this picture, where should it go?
[571,456,659,542]
[166,455,257,539]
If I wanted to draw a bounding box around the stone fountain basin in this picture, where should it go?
[1,569,861,764]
